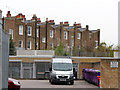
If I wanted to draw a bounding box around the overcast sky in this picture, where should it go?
[0,0,119,47]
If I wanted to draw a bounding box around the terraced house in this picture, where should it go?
[4,11,100,54]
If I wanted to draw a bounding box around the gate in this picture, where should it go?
[73,63,78,79]
[9,62,21,78]
[35,62,51,79]
[22,63,33,79]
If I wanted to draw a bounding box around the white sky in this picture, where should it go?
[0,0,119,47]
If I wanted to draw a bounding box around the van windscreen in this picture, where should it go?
[53,63,72,71]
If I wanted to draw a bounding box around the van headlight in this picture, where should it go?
[52,71,56,75]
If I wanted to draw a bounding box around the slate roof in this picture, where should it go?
[64,26,74,31]
[24,20,33,23]
[91,30,98,33]
[51,24,60,29]
[78,28,86,32]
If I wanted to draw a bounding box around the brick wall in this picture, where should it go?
[4,11,100,53]
[101,59,119,88]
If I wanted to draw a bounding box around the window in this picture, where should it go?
[27,41,31,49]
[50,30,53,38]
[18,40,23,48]
[57,38,60,46]
[37,29,39,37]
[9,29,13,39]
[42,37,46,43]
[77,33,81,39]
[50,43,54,48]
[28,26,32,36]
[19,25,23,35]
[64,31,68,40]
[95,41,98,48]
[78,45,80,49]
[89,33,92,39]
[36,42,38,49]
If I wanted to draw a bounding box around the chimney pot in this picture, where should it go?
[37,18,40,21]
[97,29,100,31]
[49,20,54,23]
[76,23,81,26]
[64,21,69,24]
[46,18,48,21]
[86,25,89,30]
[7,11,11,17]
[60,22,63,25]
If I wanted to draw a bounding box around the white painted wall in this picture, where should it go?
[0,10,9,89]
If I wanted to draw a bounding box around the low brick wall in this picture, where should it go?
[101,59,119,88]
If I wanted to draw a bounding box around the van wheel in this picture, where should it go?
[49,79,51,83]
[70,81,74,85]
[50,79,54,84]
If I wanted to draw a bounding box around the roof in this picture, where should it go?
[91,30,98,33]
[64,26,74,31]
[52,58,72,63]
[51,24,60,29]
[78,28,86,32]
[37,23,45,26]
[24,20,33,23]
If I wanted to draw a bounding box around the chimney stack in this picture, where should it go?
[63,21,69,26]
[7,11,11,17]
[86,25,89,30]
[76,23,81,28]
[48,20,55,25]
[60,22,63,25]
[73,22,76,26]
[37,18,41,24]
[32,14,37,21]
[46,18,48,22]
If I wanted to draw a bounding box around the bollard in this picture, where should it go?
[97,72,100,88]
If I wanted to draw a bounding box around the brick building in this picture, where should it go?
[4,11,100,54]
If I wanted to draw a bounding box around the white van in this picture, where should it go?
[49,58,74,85]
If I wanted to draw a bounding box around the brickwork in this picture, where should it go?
[101,59,119,88]
[4,11,100,53]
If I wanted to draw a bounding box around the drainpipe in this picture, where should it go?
[79,59,80,80]
[35,17,37,50]
[25,24,27,50]
[2,16,5,30]
[74,22,76,47]
[45,18,48,49]
[38,25,40,50]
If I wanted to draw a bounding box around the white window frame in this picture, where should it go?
[28,26,32,36]
[78,45,81,49]
[36,42,38,49]
[27,41,31,49]
[64,31,68,40]
[9,29,13,39]
[42,37,46,43]
[50,43,54,48]
[37,29,39,37]
[95,41,98,48]
[77,33,81,39]
[18,40,23,48]
[50,30,53,38]
[89,33,92,39]
[19,25,23,35]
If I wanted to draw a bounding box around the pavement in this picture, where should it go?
[19,80,98,88]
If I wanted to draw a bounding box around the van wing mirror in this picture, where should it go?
[49,68,52,71]
[73,68,75,73]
